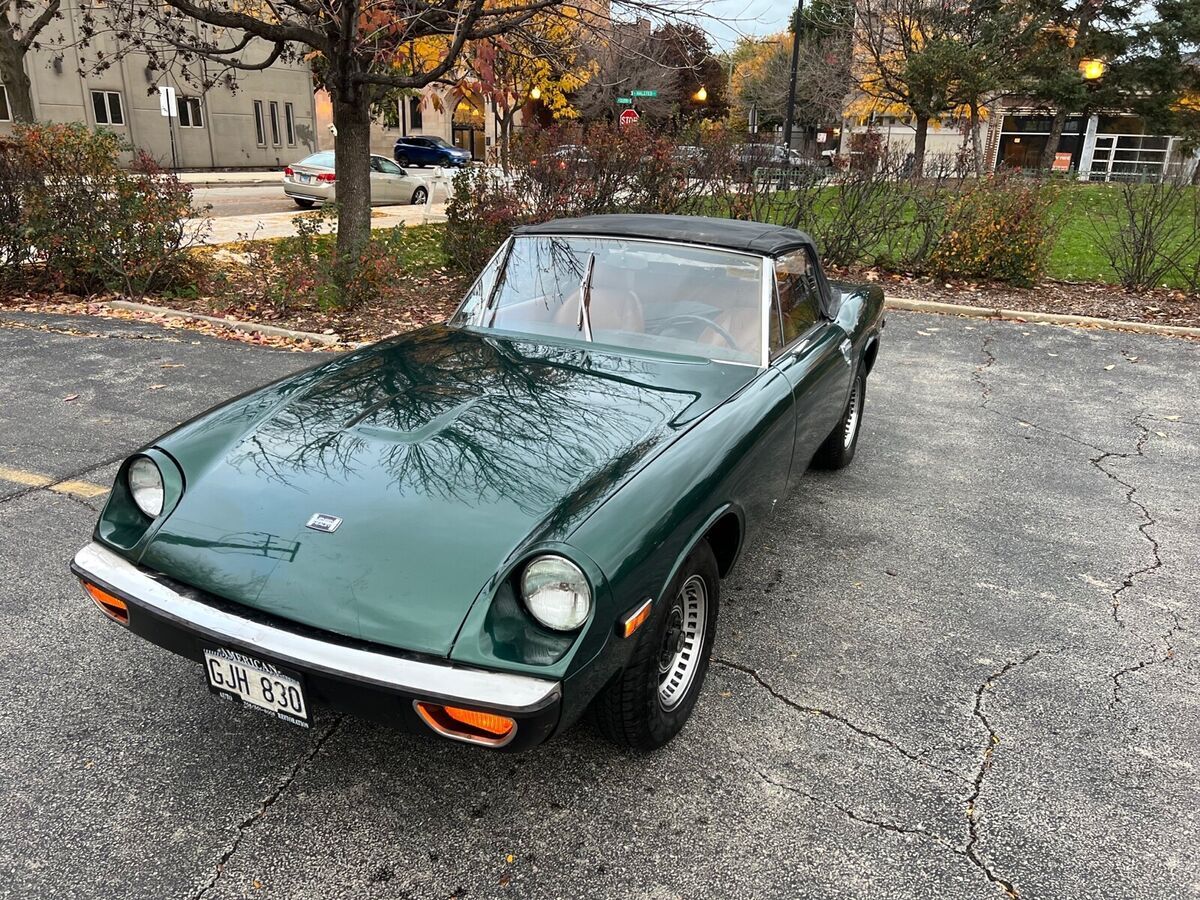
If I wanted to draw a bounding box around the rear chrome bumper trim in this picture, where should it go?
[71,542,560,714]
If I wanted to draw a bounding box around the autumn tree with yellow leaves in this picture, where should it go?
[463,8,594,169]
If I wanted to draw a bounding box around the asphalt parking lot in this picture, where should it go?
[0,308,1196,900]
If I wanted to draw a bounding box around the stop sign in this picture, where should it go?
[619,108,640,127]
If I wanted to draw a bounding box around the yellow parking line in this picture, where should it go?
[0,465,109,500]
[51,480,111,500]
[0,465,53,488]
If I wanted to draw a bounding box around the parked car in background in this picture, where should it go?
[282,151,430,208]
[393,135,472,168]
[71,213,884,754]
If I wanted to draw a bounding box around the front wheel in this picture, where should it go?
[595,542,720,751]
[411,186,428,205]
[812,364,866,470]
[396,154,411,168]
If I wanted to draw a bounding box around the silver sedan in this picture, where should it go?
[283,151,430,208]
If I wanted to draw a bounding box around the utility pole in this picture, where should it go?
[781,0,803,150]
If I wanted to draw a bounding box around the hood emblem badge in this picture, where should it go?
[306,513,343,533]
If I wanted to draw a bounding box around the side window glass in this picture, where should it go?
[377,159,402,175]
[370,157,384,172]
[774,250,821,348]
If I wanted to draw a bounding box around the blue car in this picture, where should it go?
[393,135,472,168]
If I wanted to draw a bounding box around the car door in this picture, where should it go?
[768,248,853,483]
[374,157,413,203]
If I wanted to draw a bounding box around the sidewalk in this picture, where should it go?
[193,202,448,245]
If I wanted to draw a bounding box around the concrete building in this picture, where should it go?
[0,0,318,169]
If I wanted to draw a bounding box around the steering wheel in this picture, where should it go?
[657,313,739,350]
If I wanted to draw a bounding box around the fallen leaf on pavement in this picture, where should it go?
[1104,365,1115,370]
[1164,415,1181,421]
[160,363,185,368]
[63,393,79,402]
[149,384,166,390]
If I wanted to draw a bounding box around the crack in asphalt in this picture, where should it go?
[971,334,997,408]
[1088,416,1161,628]
[1110,610,1182,707]
[963,652,1047,900]
[193,716,344,900]
[970,335,1163,631]
[740,755,1015,898]
[711,658,970,785]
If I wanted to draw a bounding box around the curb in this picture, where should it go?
[884,296,1200,338]
[103,300,342,347]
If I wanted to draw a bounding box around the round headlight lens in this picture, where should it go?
[128,457,164,518]
[521,555,591,631]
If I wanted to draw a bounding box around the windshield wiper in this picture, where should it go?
[480,239,515,328]
[576,253,595,342]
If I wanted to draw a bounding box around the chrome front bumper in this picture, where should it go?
[71,542,561,716]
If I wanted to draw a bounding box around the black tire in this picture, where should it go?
[595,541,720,751]
[293,198,315,209]
[812,364,866,470]
[396,154,411,168]
[411,186,428,205]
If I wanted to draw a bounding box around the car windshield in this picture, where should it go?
[453,236,765,365]
[298,151,335,168]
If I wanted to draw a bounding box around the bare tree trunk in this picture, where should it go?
[1039,109,1068,171]
[912,113,929,178]
[970,102,983,176]
[0,34,36,123]
[333,91,372,259]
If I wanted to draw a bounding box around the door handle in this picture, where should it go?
[839,338,853,364]
[791,338,812,357]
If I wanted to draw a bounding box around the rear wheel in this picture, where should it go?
[293,198,315,209]
[812,364,866,470]
[411,186,428,205]
[595,542,719,751]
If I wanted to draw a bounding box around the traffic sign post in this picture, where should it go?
[619,108,640,127]
[157,85,179,173]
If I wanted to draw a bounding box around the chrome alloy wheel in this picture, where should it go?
[843,380,862,449]
[657,575,708,710]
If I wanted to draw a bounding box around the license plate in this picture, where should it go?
[299,173,312,184]
[203,646,310,728]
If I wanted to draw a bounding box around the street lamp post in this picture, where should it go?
[781,0,803,150]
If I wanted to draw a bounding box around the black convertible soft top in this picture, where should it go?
[513,214,816,258]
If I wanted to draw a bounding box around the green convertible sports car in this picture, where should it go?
[72,214,885,752]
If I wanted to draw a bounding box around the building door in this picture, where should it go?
[452,96,485,161]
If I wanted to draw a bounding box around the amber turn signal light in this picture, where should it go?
[620,598,653,638]
[81,580,129,625]
[414,702,516,746]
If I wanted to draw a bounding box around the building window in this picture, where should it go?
[91,90,124,126]
[177,96,203,128]
[268,101,281,145]
[284,102,296,145]
[409,96,423,130]
[253,100,266,146]
[0,84,10,121]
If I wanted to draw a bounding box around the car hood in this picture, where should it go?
[139,326,757,656]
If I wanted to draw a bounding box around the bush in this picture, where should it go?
[928,173,1062,285]
[231,206,428,312]
[0,124,205,296]
[1089,177,1200,291]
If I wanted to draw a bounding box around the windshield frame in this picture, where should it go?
[449,234,773,368]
